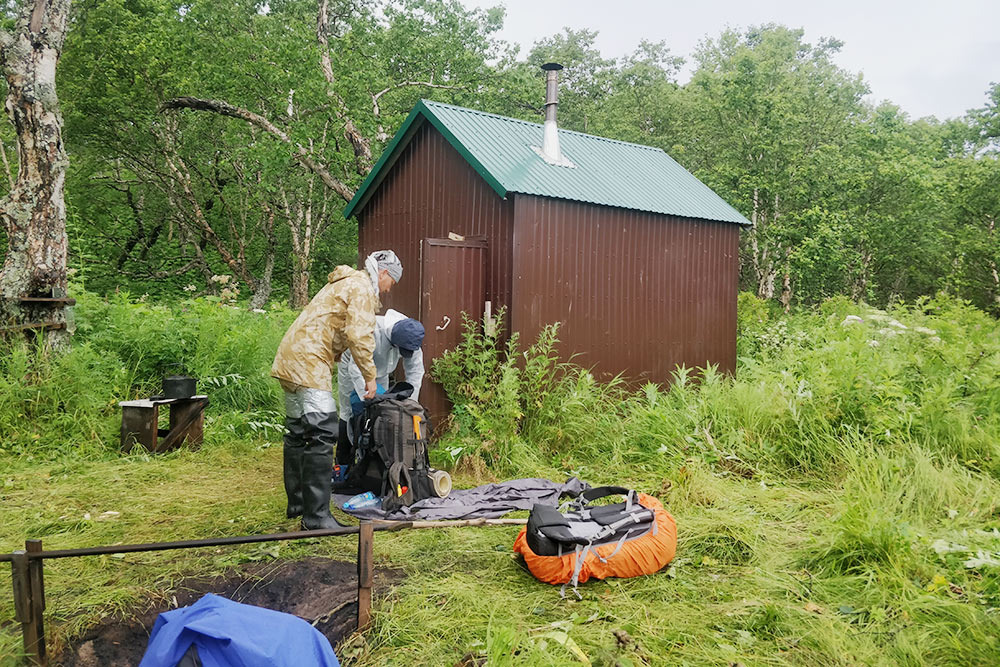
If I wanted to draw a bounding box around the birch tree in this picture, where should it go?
[0,0,72,341]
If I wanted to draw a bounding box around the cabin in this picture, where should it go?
[344,67,751,421]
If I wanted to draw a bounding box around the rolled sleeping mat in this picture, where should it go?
[429,469,452,498]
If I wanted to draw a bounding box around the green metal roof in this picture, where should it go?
[344,99,751,225]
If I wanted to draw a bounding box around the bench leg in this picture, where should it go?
[166,399,206,450]
[121,406,158,453]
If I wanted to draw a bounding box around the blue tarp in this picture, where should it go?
[139,593,340,667]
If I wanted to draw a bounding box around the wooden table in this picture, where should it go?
[119,395,209,453]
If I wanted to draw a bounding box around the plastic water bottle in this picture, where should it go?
[343,491,380,511]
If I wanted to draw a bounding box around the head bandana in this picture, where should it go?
[364,250,403,294]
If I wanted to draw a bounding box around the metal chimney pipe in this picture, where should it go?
[541,62,563,162]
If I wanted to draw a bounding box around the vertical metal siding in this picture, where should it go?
[358,122,514,320]
[511,195,738,385]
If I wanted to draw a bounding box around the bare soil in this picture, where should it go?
[55,557,404,666]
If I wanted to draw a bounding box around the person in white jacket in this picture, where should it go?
[336,309,425,460]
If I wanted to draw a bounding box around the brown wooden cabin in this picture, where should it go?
[344,99,751,423]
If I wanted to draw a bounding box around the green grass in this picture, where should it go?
[2,291,1000,665]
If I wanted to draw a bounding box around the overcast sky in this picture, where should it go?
[461,0,999,121]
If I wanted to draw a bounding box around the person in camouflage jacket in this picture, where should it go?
[271,250,402,530]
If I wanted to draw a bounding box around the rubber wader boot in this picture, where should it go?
[300,412,346,530]
[282,417,307,518]
[335,418,352,465]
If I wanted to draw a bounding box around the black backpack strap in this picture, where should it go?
[564,486,638,513]
[580,486,632,502]
[364,384,414,406]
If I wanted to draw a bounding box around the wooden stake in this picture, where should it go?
[357,520,374,633]
[26,539,46,665]
[11,543,45,665]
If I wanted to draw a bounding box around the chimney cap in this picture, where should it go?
[541,62,563,71]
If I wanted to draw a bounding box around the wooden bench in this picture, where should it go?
[119,395,209,453]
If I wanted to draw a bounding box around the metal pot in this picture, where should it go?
[163,375,197,399]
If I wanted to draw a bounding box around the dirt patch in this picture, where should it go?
[55,557,404,667]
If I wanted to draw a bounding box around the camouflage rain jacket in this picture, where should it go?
[271,266,378,391]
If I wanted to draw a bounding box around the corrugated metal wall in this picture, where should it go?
[358,121,514,318]
[511,195,739,384]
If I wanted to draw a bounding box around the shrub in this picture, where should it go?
[431,313,629,475]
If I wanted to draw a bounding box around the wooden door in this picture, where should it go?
[419,238,488,429]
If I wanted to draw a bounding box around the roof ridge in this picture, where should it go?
[419,99,666,153]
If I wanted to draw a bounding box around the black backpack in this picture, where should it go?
[344,384,434,511]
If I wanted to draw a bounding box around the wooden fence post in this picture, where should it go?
[26,539,46,665]
[357,520,374,632]
[11,541,46,665]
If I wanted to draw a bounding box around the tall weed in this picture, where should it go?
[433,293,1000,484]
[0,290,294,459]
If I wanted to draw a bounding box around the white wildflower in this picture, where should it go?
[868,339,881,347]
[252,308,266,314]
[914,326,937,335]
[841,315,863,326]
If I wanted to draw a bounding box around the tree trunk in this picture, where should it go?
[747,188,777,299]
[780,267,792,312]
[851,248,872,302]
[290,257,311,308]
[0,0,73,346]
[248,206,277,310]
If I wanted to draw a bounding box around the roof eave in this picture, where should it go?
[343,100,508,220]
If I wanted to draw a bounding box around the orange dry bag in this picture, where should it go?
[513,486,676,597]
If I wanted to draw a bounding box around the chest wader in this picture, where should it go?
[282,386,346,529]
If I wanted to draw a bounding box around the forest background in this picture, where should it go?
[2,0,998,314]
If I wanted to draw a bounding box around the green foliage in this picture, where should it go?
[429,310,531,470]
[0,289,293,457]
[433,293,1000,486]
[55,0,507,301]
[8,5,992,312]
[736,291,777,356]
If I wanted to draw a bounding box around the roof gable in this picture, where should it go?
[344,99,751,226]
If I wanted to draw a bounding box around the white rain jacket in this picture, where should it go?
[337,309,424,429]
